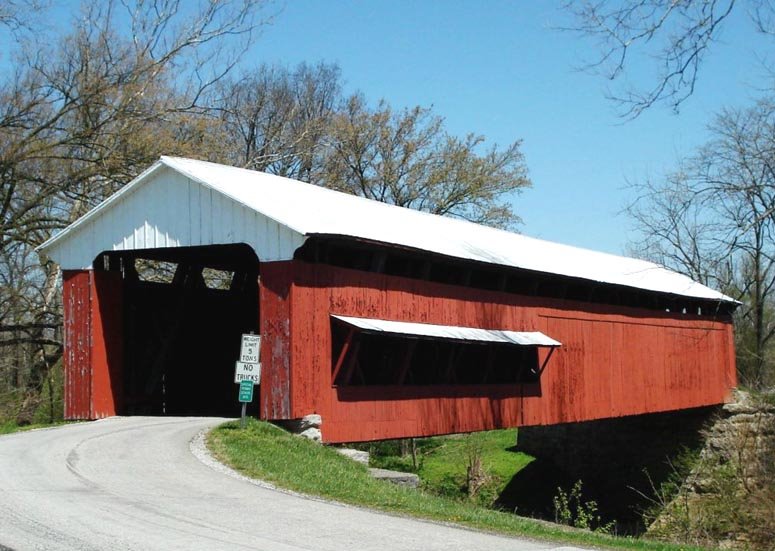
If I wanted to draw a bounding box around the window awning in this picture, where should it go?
[331,315,561,347]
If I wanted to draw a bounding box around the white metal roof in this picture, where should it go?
[332,315,562,346]
[38,155,735,303]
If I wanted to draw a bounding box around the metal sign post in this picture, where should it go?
[236,333,261,429]
[238,380,253,428]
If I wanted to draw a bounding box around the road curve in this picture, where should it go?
[0,417,582,551]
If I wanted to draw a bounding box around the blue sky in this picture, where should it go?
[248,0,772,255]
[3,1,770,256]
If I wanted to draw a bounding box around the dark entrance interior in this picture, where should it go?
[95,244,259,417]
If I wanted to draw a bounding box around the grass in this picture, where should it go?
[0,420,69,435]
[368,429,533,505]
[418,430,533,490]
[207,419,710,551]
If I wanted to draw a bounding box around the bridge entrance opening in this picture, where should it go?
[94,244,259,417]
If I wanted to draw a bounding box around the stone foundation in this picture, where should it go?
[274,414,322,442]
[512,406,720,533]
[649,392,775,549]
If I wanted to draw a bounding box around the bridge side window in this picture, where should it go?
[330,317,556,387]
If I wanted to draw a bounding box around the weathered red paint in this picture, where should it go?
[259,262,292,420]
[90,270,123,418]
[61,257,736,440]
[278,260,736,443]
[62,269,124,420]
[63,271,92,419]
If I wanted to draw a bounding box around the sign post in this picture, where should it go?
[236,333,261,428]
[238,380,253,428]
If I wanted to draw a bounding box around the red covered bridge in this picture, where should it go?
[38,157,738,443]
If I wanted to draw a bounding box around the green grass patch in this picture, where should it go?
[368,430,533,505]
[0,420,69,435]
[207,419,710,551]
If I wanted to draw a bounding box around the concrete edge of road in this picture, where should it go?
[190,427,348,508]
[189,428,283,494]
[188,424,594,551]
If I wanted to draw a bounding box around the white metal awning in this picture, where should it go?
[331,315,561,347]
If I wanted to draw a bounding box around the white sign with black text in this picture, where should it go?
[239,334,261,364]
[234,361,261,384]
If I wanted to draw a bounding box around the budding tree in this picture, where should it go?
[0,0,269,422]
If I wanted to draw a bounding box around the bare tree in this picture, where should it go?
[323,94,530,228]
[215,67,531,228]
[563,0,773,117]
[628,99,775,388]
[0,0,270,423]
[0,0,48,36]
[215,62,341,180]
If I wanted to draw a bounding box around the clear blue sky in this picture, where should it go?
[248,0,771,255]
[3,1,769,256]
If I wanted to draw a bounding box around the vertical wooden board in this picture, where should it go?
[668,329,693,408]
[725,324,738,398]
[296,262,334,422]
[656,326,672,407]
[537,316,574,424]
[619,322,644,415]
[321,270,336,425]
[638,325,657,411]
[90,270,124,418]
[259,261,293,419]
[189,177,202,245]
[288,269,318,417]
[608,321,625,417]
[309,266,326,416]
[601,321,615,415]
[62,271,92,419]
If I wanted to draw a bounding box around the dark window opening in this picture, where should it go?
[331,320,541,387]
[134,259,178,284]
[201,267,234,290]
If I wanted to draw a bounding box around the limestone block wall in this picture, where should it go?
[648,392,775,549]
[515,406,720,532]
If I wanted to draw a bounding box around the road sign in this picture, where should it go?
[239,334,261,364]
[238,380,254,403]
[234,361,261,384]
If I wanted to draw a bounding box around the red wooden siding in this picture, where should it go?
[259,262,293,419]
[62,270,125,419]
[90,270,123,418]
[62,271,92,419]
[282,260,736,443]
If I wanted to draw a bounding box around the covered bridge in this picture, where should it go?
[38,156,738,443]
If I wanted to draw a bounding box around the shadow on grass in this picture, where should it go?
[495,454,574,519]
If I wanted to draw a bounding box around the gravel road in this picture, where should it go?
[0,416,588,550]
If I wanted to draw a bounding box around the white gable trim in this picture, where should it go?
[37,164,306,269]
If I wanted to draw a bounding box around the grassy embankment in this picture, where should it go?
[0,420,69,435]
[208,419,707,551]
[365,429,533,506]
